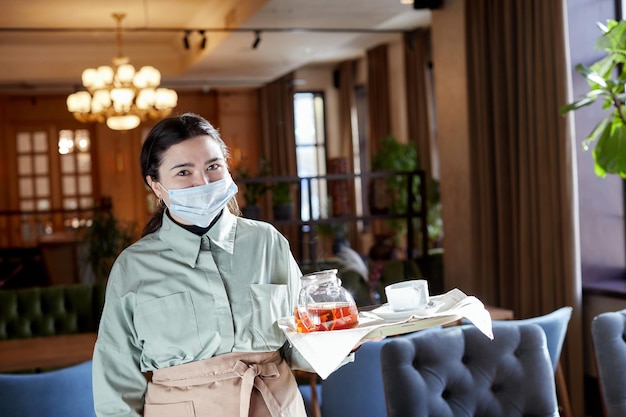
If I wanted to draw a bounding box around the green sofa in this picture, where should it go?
[0,284,105,341]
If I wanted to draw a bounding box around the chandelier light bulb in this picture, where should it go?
[66,91,91,113]
[81,68,98,88]
[133,72,149,89]
[97,66,114,85]
[106,115,141,131]
[111,88,135,112]
[116,63,136,84]
[136,88,156,109]
[155,88,178,109]
[92,89,111,108]
[142,66,161,87]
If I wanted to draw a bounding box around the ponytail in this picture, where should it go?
[142,202,165,237]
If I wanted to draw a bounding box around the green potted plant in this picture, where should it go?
[272,181,293,221]
[84,198,135,283]
[370,135,419,236]
[560,19,626,178]
[236,155,271,219]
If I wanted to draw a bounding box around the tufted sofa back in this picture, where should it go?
[380,324,559,417]
[0,360,96,417]
[592,309,626,417]
[0,284,105,340]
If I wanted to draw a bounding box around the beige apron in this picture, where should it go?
[143,351,307,417]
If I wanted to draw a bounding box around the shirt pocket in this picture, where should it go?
[135,291,202,364]
[247,284,291,345]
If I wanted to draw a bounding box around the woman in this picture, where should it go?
[92,113,314,417]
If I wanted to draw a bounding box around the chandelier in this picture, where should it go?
[66,13,178,131]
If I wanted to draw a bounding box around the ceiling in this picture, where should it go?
[0,0,431,93]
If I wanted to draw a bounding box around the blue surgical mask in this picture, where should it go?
[159,174,238,227]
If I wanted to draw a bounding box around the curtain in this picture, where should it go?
[465,0,582,414]
[367,44,395,240]
[404,29,435,179]
[258,72,300,254]
[334,60,358,219]
[367,44,391,158]
[338,60,357,163]
[259,71,297,178]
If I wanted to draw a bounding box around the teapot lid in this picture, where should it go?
[300,269,338,284]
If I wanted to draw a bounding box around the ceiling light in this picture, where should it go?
[199,30,207,49]
[183,30,191,50]
[66,13,178,131]
[252,30,262,49]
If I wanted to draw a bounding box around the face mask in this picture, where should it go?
[159,174,238,227]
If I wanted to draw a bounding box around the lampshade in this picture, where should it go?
[106,115,142,130]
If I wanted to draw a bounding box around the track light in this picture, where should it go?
[199,30,207,49]
[252,30,262,49]
[183,30,191,50]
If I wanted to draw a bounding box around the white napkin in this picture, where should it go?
[278,288,493,379]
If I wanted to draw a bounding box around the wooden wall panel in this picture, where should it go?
[215,89,261,171]
[0,89,267,239]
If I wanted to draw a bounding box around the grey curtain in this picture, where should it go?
[465,0,582,414]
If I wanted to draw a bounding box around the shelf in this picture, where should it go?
[235,170,429,267]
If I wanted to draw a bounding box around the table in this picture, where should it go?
[485,305,514,320]
[0,332,96,372]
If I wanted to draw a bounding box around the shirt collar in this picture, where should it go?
[206,209,237,254]
[159,208,237,268]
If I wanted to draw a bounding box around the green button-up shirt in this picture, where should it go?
[92,209,309,417]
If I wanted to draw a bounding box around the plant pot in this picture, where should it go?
[241,205,261,220]
[273,203,293,221]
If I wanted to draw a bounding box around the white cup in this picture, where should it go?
[384,279,429,312]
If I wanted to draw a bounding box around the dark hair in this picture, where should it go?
[140,113,239,236]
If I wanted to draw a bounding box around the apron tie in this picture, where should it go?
[233,360,283,417]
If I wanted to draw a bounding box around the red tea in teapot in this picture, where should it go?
[294,302,359,333]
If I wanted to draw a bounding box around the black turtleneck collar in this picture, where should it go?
[165,209,222,236]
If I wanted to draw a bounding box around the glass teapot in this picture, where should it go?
[294,269,359,333]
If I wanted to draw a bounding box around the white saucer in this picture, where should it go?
[371,301,443,321]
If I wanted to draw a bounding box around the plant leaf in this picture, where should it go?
[593,117,626,177]
[559,96,598,114]
[595,20,626,51]
[582,117,610,150]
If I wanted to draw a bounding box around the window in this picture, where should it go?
[294,92,328,221]
[16,130,51,213]
[15,130,53,243]
[12,127,95,245]
[58,129,93,213]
